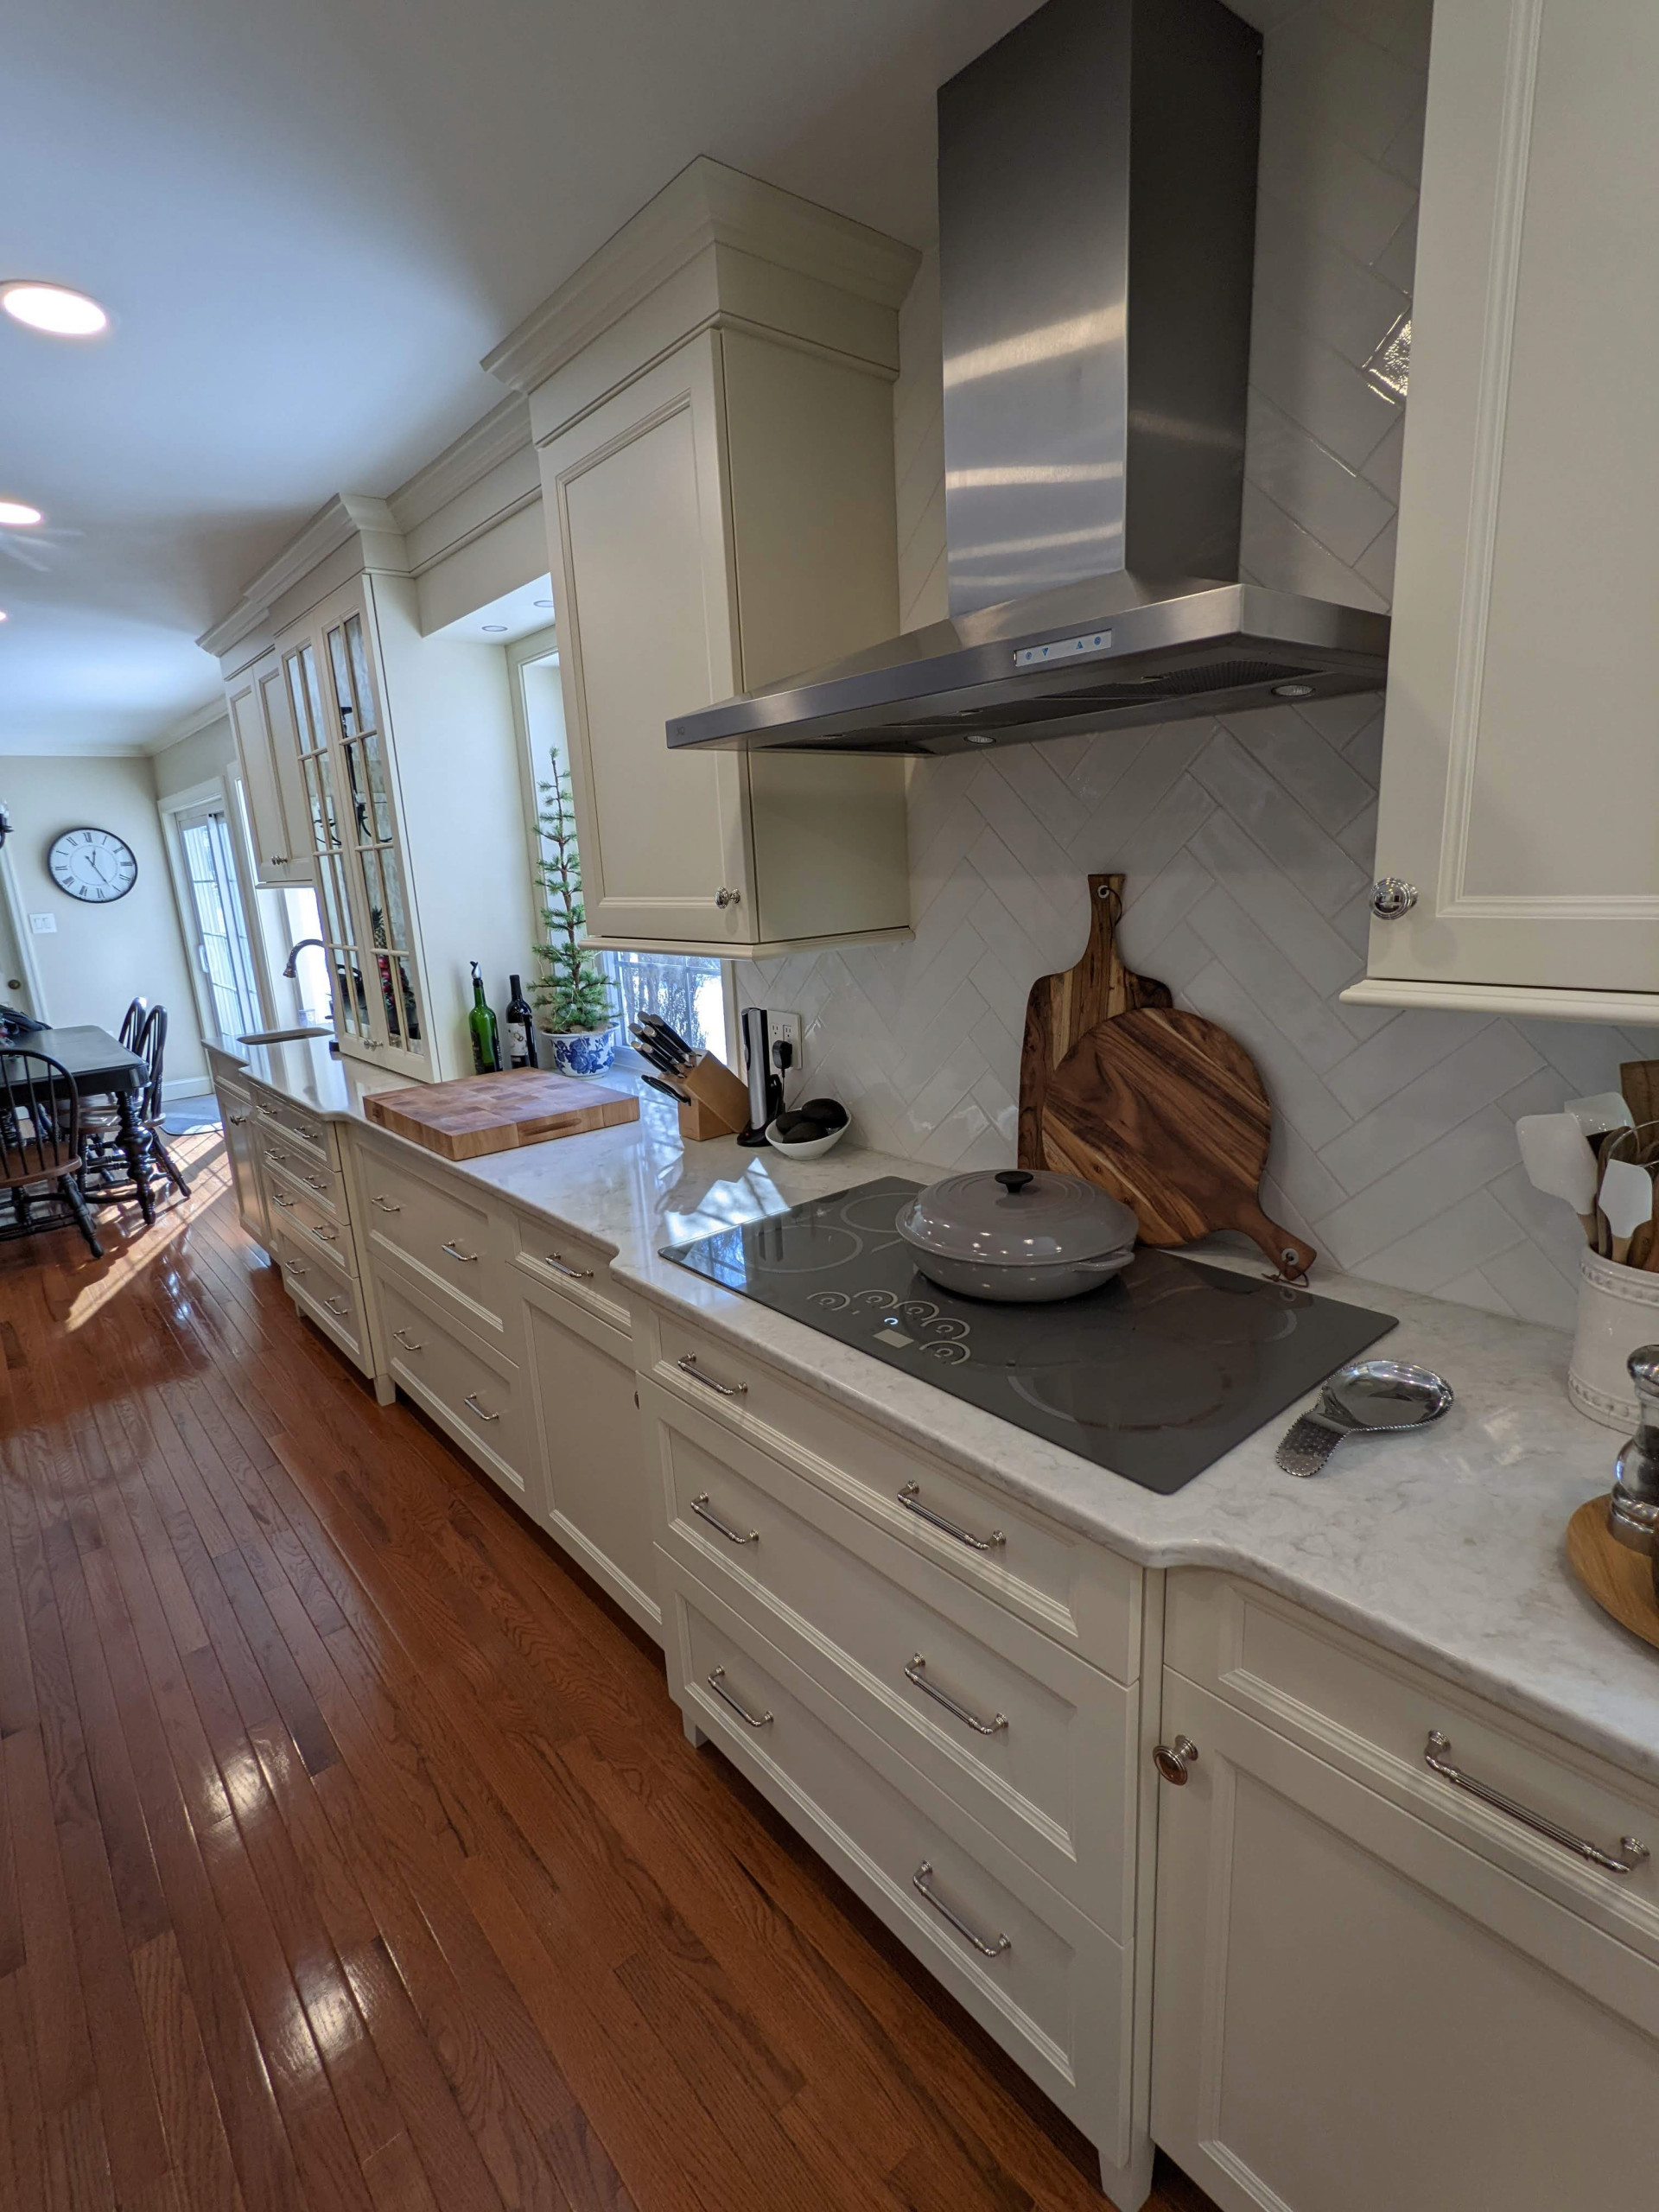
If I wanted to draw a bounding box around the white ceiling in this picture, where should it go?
[2,0,1042,760]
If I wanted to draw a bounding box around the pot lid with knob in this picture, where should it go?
[897,1166,1138,1270]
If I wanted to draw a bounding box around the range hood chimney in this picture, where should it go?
[667,0,1389,760]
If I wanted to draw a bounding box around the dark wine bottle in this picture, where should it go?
[467,962,501,1074]
[505,975,537,1069]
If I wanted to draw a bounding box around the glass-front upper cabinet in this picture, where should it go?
[278,579,432,1079]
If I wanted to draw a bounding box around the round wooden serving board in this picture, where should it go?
[1565,1496,1659,1656]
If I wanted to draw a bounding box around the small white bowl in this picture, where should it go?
[764,1116,848,1161]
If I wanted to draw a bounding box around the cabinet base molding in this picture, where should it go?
[583,925,914,961]
[1341,976,1659,1025]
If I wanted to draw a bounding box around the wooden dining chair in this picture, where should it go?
[0,1047,103,1256]
[118,995,149,1051]
[84,1002,191,1202]
[133,1004,192,1198]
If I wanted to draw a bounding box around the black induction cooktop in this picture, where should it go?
[662,1178,1396,1494]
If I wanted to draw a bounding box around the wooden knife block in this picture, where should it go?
[674,1053,751,1142]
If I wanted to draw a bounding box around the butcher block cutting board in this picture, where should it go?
[1020,874,1316,1279]
[362,1069,638,1161]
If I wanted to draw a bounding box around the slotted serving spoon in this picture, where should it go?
[1274,1360,1454,1478]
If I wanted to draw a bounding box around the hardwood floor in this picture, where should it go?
[0,1126,1218,2212]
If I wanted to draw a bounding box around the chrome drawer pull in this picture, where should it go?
[911,1861,1010,1956]
[303,1174,327,1193]
[265,1148,289,1166]
[228,1110,251,1126]
[393,1327,423,1351]
[904,1656,1007,1736]
[676,1353,747,1398]
[270,1191,295,1211]
[706,1666,771,1728]
[324,1296,349,1318]
[692,1492,759,1546]
[1423,1732,1649,1873]
[897,1483,1004,1553]
[543,1252,594,1281]
[309,1224,338,1244]
[463,1394,500,1424]
[441,1239,479,1262]
[296,1123,321,1144]
[372,1194,402,1213]
[288,1260,308,1277]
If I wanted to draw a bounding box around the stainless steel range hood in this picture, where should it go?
[668,0,1389,759]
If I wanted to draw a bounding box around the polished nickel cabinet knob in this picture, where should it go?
[1154,1735,1200,1784]
[1370,877,1418,920]
[715,886,741,909]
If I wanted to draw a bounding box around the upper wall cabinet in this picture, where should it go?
[1348,0,1659,1025]
[487,158,918,957]
[226,651,311,888]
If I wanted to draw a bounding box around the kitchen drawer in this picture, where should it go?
[357,1139,512,1342]
[255,1116,341,1216]
[377,1268,538,1513]
[510,1211,628,1332]
[636,1300,1140,1681]
[668,1560,1132,2152]
[276,1231,364,1360]
[1166,1573,1659,1953]
[264,1165,353,1280]
[645,1375,1134,1931]
[246,1080,333,1162]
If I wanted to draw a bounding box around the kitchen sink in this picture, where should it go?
[236,1026,334,1046]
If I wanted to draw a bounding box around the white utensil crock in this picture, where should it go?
[1567,1245,1659,1428]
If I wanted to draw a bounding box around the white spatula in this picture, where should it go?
[1599,1156,1655,1265]
[1567,1090,1636,1139]
[1516,1112,1599,1243]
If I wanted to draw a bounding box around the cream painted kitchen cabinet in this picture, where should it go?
[1349,0,1659,1024]
[1152,1574,1659,2211]
[226,650,311,889]
[490,158,916,957]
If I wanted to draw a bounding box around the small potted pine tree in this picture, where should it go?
[532,762,618,1076]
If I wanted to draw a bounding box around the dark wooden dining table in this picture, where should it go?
[4,1022,157,1225]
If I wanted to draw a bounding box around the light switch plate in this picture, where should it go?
[29,912,56,935]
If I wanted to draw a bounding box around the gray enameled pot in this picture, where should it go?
[896,1166,1138,1303]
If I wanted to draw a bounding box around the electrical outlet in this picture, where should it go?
[768,1008,804,1076]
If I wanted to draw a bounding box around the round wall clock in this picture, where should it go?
[48,826,138,905]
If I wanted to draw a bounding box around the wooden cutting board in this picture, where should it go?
[1020,874,1317,1279]
[362,1069,638,1160]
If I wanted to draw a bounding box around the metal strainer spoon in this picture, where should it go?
[1274,1359,1454,1478]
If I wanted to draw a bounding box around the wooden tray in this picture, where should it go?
[1565,1496,1659,1656]
[362,1069,638,1160]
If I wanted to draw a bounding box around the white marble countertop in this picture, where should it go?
[215,1044,1659,1787]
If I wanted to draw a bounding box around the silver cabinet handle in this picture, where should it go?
[1423,1733,1649,1873]
[677,1353,747,1398]
[264,1149,289,1167]
[309,1224,338,1245]
[228,1110,251,1126]
[288,1259,309,1277]
[911,1861,1010,1956]
[706,1665,771,1728]
[393,1327,423,1351]
[372,1194,401,1212]
[463,1394,500,1424]
[303,1173,327,1194]
[692,1492,759,1545]
[270,854,289,867]
[441,1240,479,1262]
[270,1191,296,1211]
[543,1252,594,1281]
[714,886,741,909]
[897,1482,1004,1553]
[296,1123,321,1144]
[1154,1736,1200,1785]
[903,1656,1006,1736]
[324,1295,349,1317]
[1370,876,1418,919]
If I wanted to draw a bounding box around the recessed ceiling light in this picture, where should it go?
[1271,680,1316,699]
[481,623,508,633]
[533,598,553,609]
[2,282,108,337]
[0,610,8,622]
[0,500,41,528]
[964,732,996,747]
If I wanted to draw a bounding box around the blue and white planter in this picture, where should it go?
[544,1026,617,1077]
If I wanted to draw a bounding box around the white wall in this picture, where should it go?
[2,753,208,1088]
[153,710,237,798]
[735,0,1659,1332]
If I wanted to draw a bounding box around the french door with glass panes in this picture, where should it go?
[279,579,432,1078]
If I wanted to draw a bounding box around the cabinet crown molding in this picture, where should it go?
[482,154,920,399]
[385,395,534,538]
[198,493,406,662]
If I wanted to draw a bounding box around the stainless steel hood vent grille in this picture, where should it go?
[666,0,1389,759]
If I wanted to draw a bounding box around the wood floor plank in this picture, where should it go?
[132,1931,250,2212]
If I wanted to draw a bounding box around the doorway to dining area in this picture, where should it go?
[172,794,263,1048]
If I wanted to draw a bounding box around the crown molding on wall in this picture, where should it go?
[145,693,229,754]
[483,154,920,397]
[196,492,403,662]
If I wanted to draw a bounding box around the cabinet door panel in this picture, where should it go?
[1364,0,1659,1007]
[1151,1675,1659,2212]
[228,669,298,888]
[257,658,312,888]
[546,340,752,945]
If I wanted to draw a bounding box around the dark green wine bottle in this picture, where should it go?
[468,962,501,1074]
[504,974,537,1069]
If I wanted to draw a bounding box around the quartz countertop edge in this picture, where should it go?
[218,1039,1659,1790]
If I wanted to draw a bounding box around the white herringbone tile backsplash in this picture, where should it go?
[738,0,1657,1332]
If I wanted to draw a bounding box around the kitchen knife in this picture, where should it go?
[631,1031,694,1081]
[639,1071,690,1105]
[638,1014,695,1062]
